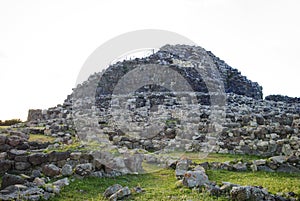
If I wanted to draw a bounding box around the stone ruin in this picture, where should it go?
[27,44,298,157]
[0,44,299,200]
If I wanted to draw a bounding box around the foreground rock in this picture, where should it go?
[182,170,209,188]
[104,184,131,201]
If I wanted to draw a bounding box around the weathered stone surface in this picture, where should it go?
[0,135,7,145]
[49,151,70,162]
[0,144,10,152]
[61,164,73,176]
[0,160,13,175]
[6,136,22,147]
[15,162,31,170]
[33,177,46,187]
[104,184,123,198]
[124,154,143,173]
[270,156,286,164]
[75,163,93,176]
[1,174,25,189]
[52,178,69,188]
[109,186,131,201]
[230,186,270,201]
[276,164,300,173]
[7,149,27,160]
[42,164,61,177]
[175,158,191,178]
[70,152,81,160]
[182,170,209,188]
[28,153,49,166]
[232,162,247,171]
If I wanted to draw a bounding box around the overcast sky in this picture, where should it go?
[0,0,299,121]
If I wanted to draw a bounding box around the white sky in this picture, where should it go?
[0,0,299,121]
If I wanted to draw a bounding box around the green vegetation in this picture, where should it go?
[28,134,56,143]
[49,153,300,201]
[0,119,22,126]
[0,126,10,130]
[165,118,180,127]
[50,169,226,201]
[208,170,300,195]
[157,152,265,164]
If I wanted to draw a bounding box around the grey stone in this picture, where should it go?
[49,151,70,162]
[44,184,60,194]
[0,160,13,174]
[1,174,25,189]
[230,186,269,201]
[124,153,144,173]
[104,184,123,198]
[257,165,275,172]
[70,152,82,160]
[0,135,7,145]
[109,186,131,201]
[75,163,93,176]
[233,162,247,171]
[270,156,286,164]
[61,164,73,176]
[253,159,266,166]
[31,169,42,178]
[175,158,191,178]
[7,149,27,160]
[28,153,49,166]
[182,170,209,188]
[276,164,300,173]
[33,177,46,187]
[42,164,61,177]
[52,178,69,188]
[15,162,31,170]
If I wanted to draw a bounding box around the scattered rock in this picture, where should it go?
[61,164,73,176]
[53,178,69,188]
[75,163,93,176]
[109,186,131,201]
[28,153,49,166]
[230,186,270,201]
[42,164,61,177]
[33,177,46,187]
[175,158,191,178]
[182,170,209,188]
[1,174,25,189]
[104,184,123,198]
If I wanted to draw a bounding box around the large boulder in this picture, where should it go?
[49,151,70,162]
[230,186,271,201]
[61,164,73,176]
[75,163,93,176]
[1,174,25,189]
[42,164,61,177]
[0,160,14,175]
[182,170,209,188]
[109,186,131,201]
[175,158,191,178]
[104,184,123,198]
[28,153,49,166]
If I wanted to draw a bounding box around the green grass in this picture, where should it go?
[208,169,300,196]
[49,153,299,201]
[0,126,10,130]
[157,152,265,164]
[29,134,56,143]
[49,168,300,201]
[50,169,226,201]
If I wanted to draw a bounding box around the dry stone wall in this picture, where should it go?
[26,44,299,159]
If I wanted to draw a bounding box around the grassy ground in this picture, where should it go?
[0,126,10,131]
[50,169,226,201]
[29,134,56,143]
[49,153,300,201]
